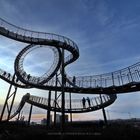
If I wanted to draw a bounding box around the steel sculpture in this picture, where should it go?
[0,18,139,127]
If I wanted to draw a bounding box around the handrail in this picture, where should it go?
[7,93,116,118]
[0,18,79,52]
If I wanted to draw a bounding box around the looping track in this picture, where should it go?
[0,17,139,117]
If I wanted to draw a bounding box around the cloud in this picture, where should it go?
[1,0,140,122]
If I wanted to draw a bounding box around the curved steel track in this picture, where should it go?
[0,17,139,118]
[9,93,117,119]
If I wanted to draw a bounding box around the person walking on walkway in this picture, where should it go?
[86,97,91,107]
[27,74,31,81]
[72,76,76,85]
[82,97,86,108]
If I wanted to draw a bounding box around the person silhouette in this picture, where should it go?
[7,73,10,79]
[72,76,76,85]
[27,74,31,81]
[22,71,26,78]
[86,97,91,107]
[3,71,6,76]
[82,97,86,108]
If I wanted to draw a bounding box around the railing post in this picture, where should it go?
[128,67,133,82]
[120,71,124,85]
[90,76,92,87]
[112,73,115,86]
[100,75,102,87]
[135,69,140,80]
[117,75,121,86]
[95,79,97,87]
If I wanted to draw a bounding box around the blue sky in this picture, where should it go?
[1,0,140,122]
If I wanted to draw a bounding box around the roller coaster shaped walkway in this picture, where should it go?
[0,17,140,120]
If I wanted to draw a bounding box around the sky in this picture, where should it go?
[1,0,140,122]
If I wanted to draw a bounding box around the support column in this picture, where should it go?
[7,87,17,120]
[54,74,58,126]
[0,74,18,121]
[47,90,51,128]
[28,104,33,125]
[61,48,65,129]
[69,92,72,123]
[100,94,108,125]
